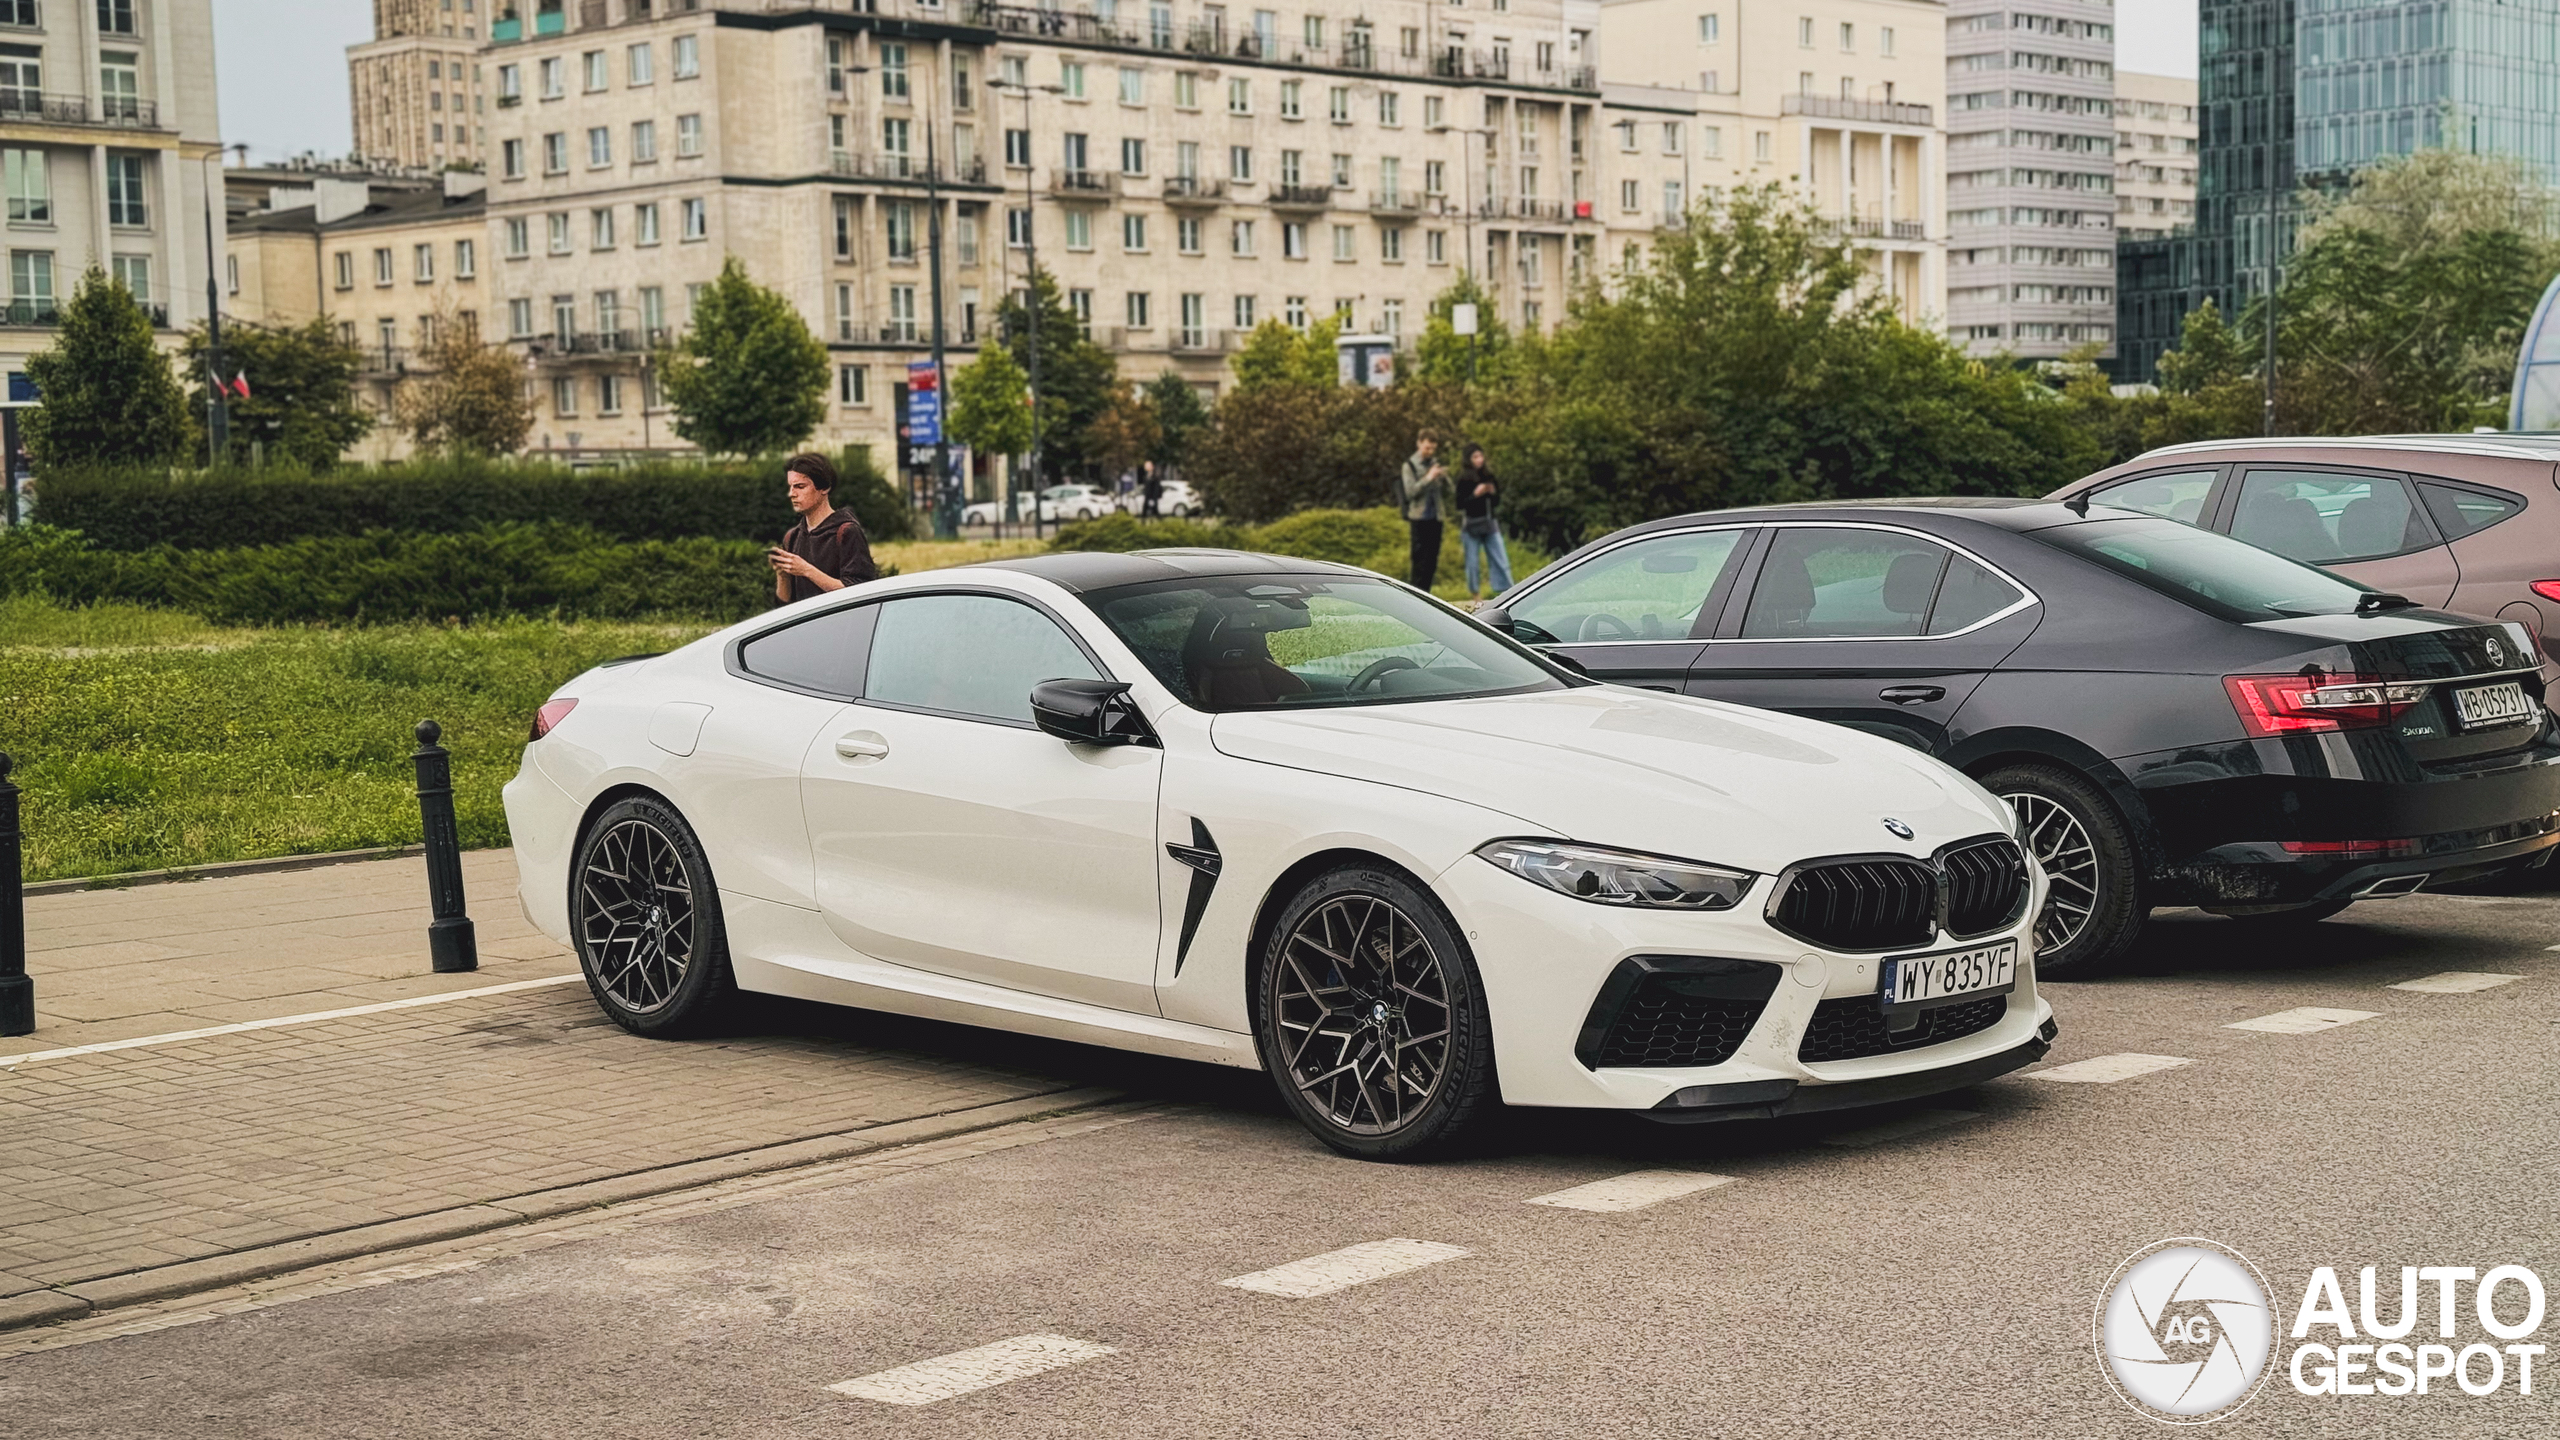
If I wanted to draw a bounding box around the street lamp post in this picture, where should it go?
[926,124,959,539]
[200,142,247,466]
[992,78,1065,540]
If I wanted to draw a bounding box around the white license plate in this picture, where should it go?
[1880,940,2018,1011]
[2452,682,2536,730]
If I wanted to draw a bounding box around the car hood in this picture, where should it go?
[1210,686,2012,872]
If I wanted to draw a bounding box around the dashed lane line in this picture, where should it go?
[1820,1109,1980,1149]
[2387,972,2526,994]
[2027,1053,2194,1084]
[0,974,585,1068]
[1524,1170,1735,1212]
[827,1334,1118,1406]
[1219,1239,1471,1299]
[2225,1007,2380,1034]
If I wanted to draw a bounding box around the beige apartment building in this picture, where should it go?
[2113,68,2194,242]
[0,0,226,399]
[1595,0,1948,325]
[350,0,493,170]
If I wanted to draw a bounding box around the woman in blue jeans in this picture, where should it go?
[1454,444,1513,600]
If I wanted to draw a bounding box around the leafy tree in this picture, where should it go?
[1414,273,1513,384]
[948,339,1034,460]
[1190,381,1470,523]
[23,267,189,470]
[657,256,830,457]
[1086,379,1162,480]
[2298,146,2560,257]
[394,311,535,455]
[1229,316,1340,391]
[992,267,1115,482]
[1143,370,1209,474]
[182,319,373,468]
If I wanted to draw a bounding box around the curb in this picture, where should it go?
[25,844,431,897]
[0,1085,1125,1334]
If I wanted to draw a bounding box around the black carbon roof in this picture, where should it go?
[981,548,1376,593]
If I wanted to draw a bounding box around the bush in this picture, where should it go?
[0,523,774,626]
[1042,505,1551,597]
[1046,512,1249,553]
[33,449,915,552]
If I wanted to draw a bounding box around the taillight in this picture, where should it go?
[2281,838,2418,857]
[2223,674,2426,738]
[2531,580,2560,605]
[530,697,579,741]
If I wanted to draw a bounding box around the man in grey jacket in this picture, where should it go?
[1398,431,1454,591]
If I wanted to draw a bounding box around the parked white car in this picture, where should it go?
[1119,479,1200,518]
[962,485,1115,526]
[504,552,2053,1158]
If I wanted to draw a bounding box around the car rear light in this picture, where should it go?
[2280,839,2419,858]
[2531,580,2560,605]
[530,697,579,741]
[2223,674,2427,738]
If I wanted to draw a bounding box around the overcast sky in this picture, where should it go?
[212,0,2204,162]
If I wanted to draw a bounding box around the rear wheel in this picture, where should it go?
[572,795,736,1037]
[1253,866,1497,1161]
[1981,763,2145,978]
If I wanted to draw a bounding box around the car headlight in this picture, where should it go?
[1475,840,1755,910]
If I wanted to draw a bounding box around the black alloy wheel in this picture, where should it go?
[1254,866,1497,1160]
[1980,762,2146,978]
[572,795,736,1037]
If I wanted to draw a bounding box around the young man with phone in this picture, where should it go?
[1398,431,1454,592]
[768,452,881,605]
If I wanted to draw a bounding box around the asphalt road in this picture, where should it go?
[5,895,2556,1438]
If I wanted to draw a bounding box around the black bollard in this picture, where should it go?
[412,720,478,974]
[0,752,28,1036]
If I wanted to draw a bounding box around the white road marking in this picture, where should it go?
[2388,971,2526,994]
[1820,1109,1980,1149]
[0,974,585,1067]
[2226,1007,2380,1034]
[1219,1239,1471,1298]
[1524,1170,1735,1212]
[827,1334,1116,1406]
[2028,1053,2194,1084]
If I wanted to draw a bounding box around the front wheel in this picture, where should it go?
[1253,867,1497,1160]
[1980,763,2145,978]
[571,795,737,1037]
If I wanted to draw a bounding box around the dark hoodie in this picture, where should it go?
[776,506,880,605]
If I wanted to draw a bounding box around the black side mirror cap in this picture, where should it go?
[1473,605,1514,635]
[1030,678,1157,746]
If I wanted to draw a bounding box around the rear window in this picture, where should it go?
[2417,481,2525,541]
[2027,516,2378,623]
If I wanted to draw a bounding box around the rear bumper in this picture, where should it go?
[2129,731,2560,907]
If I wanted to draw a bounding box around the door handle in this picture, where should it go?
[1880,686,1945,705]
[834,732,890,761]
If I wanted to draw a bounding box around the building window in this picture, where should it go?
[1426,229,1445,263]
[1228,145,1252,182]
[833,197,855,258]
[2,149,45,223]
[1839,22,1853,52]
[629,42,654,85]
[1382,298,1401,334]
[888,284,917,341]
[676,114,702,157]
[454,238,477,277]
[597,373,624,415]
[1880,26,1894,57]
[587,125,612,167]
[1122,212,1147,251]
[508,298,533,337]
[1282,221,1305,258]
[1328,86,1349,123]
[1331,224,1353,261]
[833,281,854,339]
[1284,295,1306,329]
[548,212,572,253]
[1279,79,1301,119]
[1797,16,1813,47]
[1231,218,1255,256]
[539,56,564,98]
[886,200,916,259]
[412,242,435,281]
[1061,59,1086,98]
[583,49,607,91]
[1173,71,1197,109]
[881,41,910,100]
[1331,152,1352,187]
[1007,206,1031,248]
[105,153,145,226]
[497,63,520,101]
[1121,137,1145,175]
[1064,209,1092,251]
[957,212,980,266]
[1004,128,1030,168]
[373,247,395,284]
[1702,126,1722,159]
[1227,77,1250,115]
[1178,292,1203,347]
[116,253,150,302]
[1620,178,1638,212]
[1177,216,1203,254]
[503,218,528,257]
[591,207,615,249]
[1125,291,1150,328]
[500,138,525,178]
[672,34,699,79]
[1754,130,1772,162]
[1378,92,1399,126]
[1233,294,1256,329]
[1698,13,1718,43]
[1380,226,1402,261]
[96,0,136,35]
[839,364,867,405]
[1119,66,1143,105]
[551,376,578,417]
[543,132,568,173]
[1663,123,1681,155]
[632,120,657,163]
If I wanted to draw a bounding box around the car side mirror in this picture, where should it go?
[1474,604,1514,634]
[1031,679,1156,747]
[1475,605,1562,648]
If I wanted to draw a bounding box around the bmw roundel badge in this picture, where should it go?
[1882,818,1916,841]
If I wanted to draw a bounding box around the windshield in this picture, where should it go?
[1085,575,1571,712]
[2029,514,2379,622]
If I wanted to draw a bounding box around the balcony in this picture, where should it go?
[1368,190,1425,217]
[0,299,59,327]
[1163,176,1228,206]
[1171,326,1233,354]
[1049,168,1114,200]
[829,152,990,187]
[358,345,410,376]
[1267,184,1331,212]
[1782,94,1936,127]
[969,1,1142,47]
[0,90,161,129]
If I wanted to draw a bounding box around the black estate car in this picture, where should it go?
[1475,499,2560,974]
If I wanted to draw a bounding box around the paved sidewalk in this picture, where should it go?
[1,852,1116,1329]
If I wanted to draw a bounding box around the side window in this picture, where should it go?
[2091,468,2219,525]
[2416,480,2525,541]
[864,593,1101,724]
[1740,528,1952,640]
[1506,528,1747,643]
[1927,555,2028,634]
[2230,469,2432,564]
[737,604,876,696]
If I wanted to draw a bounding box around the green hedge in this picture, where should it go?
[33,451,917,551]
[1048,506,1553,596]
[1,523,775,626]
